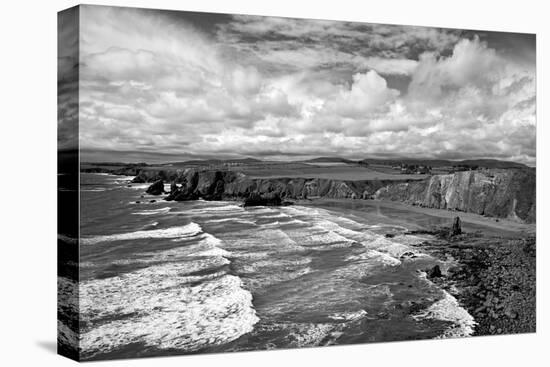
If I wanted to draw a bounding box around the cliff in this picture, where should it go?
[373,169,536,223]
[89,165,534,223]
[157,168,397,202]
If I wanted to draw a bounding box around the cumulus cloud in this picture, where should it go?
[73,5,536,165]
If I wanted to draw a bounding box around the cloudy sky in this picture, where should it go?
[61,5,536,165]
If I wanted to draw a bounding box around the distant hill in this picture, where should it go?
[359,158,527,169]
[303,157,356,164]
[165,158,263,166]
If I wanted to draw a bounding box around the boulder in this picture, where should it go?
[146,179,164,195]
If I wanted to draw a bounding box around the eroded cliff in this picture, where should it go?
[130,167,535,223]
[373,169,535,223]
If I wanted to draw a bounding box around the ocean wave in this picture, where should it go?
[184,204,243,214]
[58,234,78,245]
[79,273,258,356]
[126,183,150,190]
[286,226,356,249]
[80,222,202,245]
[58,320,79,351]
[262,218,308,228]
[412,291,476,338]
[241,267,312,293]
[81,188,108,192]
[204,217,256,225]
[345,250,402,266]
[328,309,368,322]
[132,207,171,215]
[258,212,290,220]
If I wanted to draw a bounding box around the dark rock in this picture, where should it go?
[149,200,156,203]
[204,180,225,201]
[146,179,165,195]
[243,192,283,207]
[400,251,417,259]
[427,265,443,278]
[451,216,462,236]
[167,186,199,201]
[135,201,141,204]
[385,233,396,238]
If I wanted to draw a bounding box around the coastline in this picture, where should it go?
[300,198,535,237]
[303,198,536,337]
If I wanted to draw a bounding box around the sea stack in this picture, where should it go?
[146,179,165,195]
[451,216,462,236]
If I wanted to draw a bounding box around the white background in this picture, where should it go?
[0,0,548,365]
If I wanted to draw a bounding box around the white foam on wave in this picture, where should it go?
[132,207,171,215]
[103,233,231,266]
[286,226,356,249]
[183,204,243,215]
[361,236,414,258]
[80,222,202,245]
[79,271,259,356]
[345,250,402,266]
[57,277,79,350]
[81,188,107,192]
[58,234,78,245]
[204,217,256,225]
[237,257,312,274]
[258,212,290,220]
[412,291,476,338]
[328,309,368,322]
[127,183,150,190]
[286,323,336,347]
[262,218,308,228]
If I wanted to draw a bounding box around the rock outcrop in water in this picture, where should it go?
[373,169,535,223]
[451,216,462,236]
[243,192,283,207]
[145,179,165,195]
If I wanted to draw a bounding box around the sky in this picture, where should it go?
[59,5,536,165]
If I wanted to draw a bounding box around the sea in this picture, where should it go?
[58,173,476,360]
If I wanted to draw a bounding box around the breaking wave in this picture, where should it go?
[80,222,202,245]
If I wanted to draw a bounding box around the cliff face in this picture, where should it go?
[373,169,536,223]
[131,167,535,223]
[160,168,396,201]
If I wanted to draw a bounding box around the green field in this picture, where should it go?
[81,160,430,181]
[233,163,427,181]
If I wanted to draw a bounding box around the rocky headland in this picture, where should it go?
[130,167,535,224]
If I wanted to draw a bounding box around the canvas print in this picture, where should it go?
[57,5,536,361]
